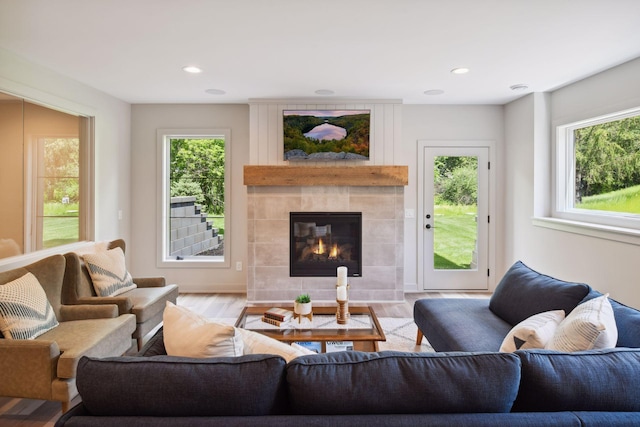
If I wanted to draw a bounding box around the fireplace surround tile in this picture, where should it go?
[247,185,404,303]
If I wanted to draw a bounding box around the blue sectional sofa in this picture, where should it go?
[55,261,640,425]
[55,348,640,426]
[414,260,640,352]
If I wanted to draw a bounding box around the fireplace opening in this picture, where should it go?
[290,212,362,277]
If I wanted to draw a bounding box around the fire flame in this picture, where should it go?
[329,244,338,258]
[314,238,325,255]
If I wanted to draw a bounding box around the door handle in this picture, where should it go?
[425,224,431,229]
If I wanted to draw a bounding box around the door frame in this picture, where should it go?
[417,140,497,291]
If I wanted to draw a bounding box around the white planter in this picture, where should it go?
[294,301,312,315]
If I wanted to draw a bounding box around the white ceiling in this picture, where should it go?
[1,0,640,105]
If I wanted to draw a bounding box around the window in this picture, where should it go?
[158,129,230,267]
[0,92,92,259]
[555,107,640,231]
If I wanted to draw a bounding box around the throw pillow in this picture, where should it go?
[237,328,314,362]
[546,294,618,352]
[499,310,565,352]
[163,301,243,357]
[0,272,59,339]
[489,261,590,326]
[82,247,137,297]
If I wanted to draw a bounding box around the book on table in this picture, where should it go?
[263,307,294,322]
[261,316,287,327]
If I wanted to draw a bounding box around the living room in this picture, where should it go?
[2,1,639,308]
[2,1,640,423]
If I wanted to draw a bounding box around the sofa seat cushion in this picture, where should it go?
[76,354,288,416]
[37,313,136,378]
[581,289,640,348]
[489,261,591,326]
[414,298,512,351]
[126,284,178,323]
[286,351,521,415]
[513,348,640,412]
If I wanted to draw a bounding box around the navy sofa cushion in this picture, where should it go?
[55,413,586,427]
[76,355,289,416]
[513,349,640,412]
[286,351,521,415]
[414,298,512,351]
[581,289,640,348]
[489,261,590,326]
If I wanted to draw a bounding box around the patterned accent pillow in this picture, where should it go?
[546,294,618,352]
[83,247,137,297]
[499,310,565,352]
[0,272,59,339]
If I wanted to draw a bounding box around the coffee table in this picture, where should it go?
[235,306,386,352]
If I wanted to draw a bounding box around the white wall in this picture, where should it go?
[401,105,505,291]
[130,104,249,292]
[0,48,132,264]
[505,58,640,309]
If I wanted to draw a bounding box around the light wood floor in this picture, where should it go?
[0,291,488,426]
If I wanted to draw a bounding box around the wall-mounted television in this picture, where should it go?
[283,109,370,161]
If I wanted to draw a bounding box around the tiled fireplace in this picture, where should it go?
[246,180,405,303]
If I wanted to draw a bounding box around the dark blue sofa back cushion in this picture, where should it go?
[76,355,289,416]
[513,349,640,412]
[581,289,640,348]
[489,261,590,325]
[286,351,521,415]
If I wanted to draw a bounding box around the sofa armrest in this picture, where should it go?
[0,338,60,399]
[60,304,119,321]
[133,277,166,288]
[72,296,132,315]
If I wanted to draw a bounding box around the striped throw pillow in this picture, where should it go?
[83,247,137,297]
[0,272,59,339]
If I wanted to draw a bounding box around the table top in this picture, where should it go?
[235,305,386,343]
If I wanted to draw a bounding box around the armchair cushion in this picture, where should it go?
[82,247,136,297]
[0,272,58,339]
[38,313,136,378]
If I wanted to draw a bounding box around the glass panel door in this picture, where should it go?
[422,146,489,290]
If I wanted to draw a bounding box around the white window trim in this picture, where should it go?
[542,106,640,245]
[156,129,231,268]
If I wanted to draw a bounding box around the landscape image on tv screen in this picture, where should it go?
[283,109,370,161]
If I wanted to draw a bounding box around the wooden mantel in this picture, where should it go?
[244,165,408,186]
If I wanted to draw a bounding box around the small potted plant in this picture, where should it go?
[294,293,312,315]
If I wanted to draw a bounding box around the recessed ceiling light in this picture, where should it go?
[182,66,203,74]
[315,89,335,95]
[451,67,470,74]
[510,84,529,91]
[423,89,444,96]
[205,88,226,95]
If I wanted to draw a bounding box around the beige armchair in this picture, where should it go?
[0,254,136,412]
[62,239,179,350]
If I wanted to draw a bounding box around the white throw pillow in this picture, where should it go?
[163,301,243,358]
[546,294,618,352]
[82,247,137,297]
[0,272,59,339]
[237,328,314,362]
[499,310,565,352]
